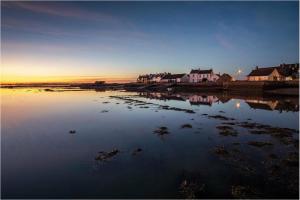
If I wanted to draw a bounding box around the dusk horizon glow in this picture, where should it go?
[1,1,299,83]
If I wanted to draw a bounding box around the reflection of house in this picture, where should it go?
[139,92,186,101]
[247,63,299,81]
[189,69,219,83]
[160,74,189,83]
[189,95,219,106]
[246,100,278,110]
[246,99,299,112]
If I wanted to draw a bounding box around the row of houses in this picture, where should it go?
[139,92,299,112]
[247,63,299,81]
[137,63,299,83]
[137,69,232,83]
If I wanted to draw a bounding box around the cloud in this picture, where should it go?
[4,2,123,25]
[215,33,234,50]
[2,18,79,37]
[214,22,236,50]
[2,2,150,41]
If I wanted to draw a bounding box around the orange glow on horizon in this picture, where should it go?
[0,75,137,84]
[1,55,141,84]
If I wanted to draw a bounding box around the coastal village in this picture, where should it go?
[69,62,299,96]
[136,63,299,83]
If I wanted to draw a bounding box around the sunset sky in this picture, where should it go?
[1,1,299,83]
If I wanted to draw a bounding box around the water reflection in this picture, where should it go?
[188,95,219,106]
[138,92,299,112]
[235,101,241,109]
[1,88,299,199]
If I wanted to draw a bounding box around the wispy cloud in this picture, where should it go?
[4,2,123,25]
[215,33,234,50]
[2,18,79,37]
[214,22,236,50]
[2,2,151,42]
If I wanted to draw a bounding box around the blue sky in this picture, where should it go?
[1,1,299,82]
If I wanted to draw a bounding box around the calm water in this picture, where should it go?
[1,88,299,198]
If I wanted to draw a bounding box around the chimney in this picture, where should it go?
[255,66,258,70]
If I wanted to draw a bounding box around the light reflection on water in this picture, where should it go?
[1,88,299,198]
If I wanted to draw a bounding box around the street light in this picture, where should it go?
[236,69,242,80]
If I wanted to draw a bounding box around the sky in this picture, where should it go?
[1,1,299,83]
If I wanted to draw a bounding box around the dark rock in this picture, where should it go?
[209,115,234,121]
[132,148,142,156]
[268,153,278,159]
[222,122,236,125]
[139,106,149,109]
[181,124,193,129]
[154,126,169,135]
[216,125,233,130]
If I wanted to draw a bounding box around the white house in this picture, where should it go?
[189,69,219,83]
[161,74,189,83]
[150,73,166,83]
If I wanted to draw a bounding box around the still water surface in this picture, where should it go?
[1,88,299,198]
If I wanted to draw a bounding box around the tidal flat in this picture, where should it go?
[1,88,299,198]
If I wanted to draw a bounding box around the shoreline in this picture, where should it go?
[1,80,299,96]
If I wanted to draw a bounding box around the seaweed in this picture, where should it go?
[282,152,299,168]
[214,146,229,157]
[95,149,120,161]
[179,180,205,199]
[209,115,235,121]
[247,141,273,147]
[231,185,259,199]
[217,126,238,137]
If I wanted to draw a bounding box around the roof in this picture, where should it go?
[247,64,300,77]
[247,67,277,77]
[138,75,150,79]
[190,69,213,74]
[217,73,232,82]
[220,73,232,78]
[162,73,186,79]
[152,74,163,78]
